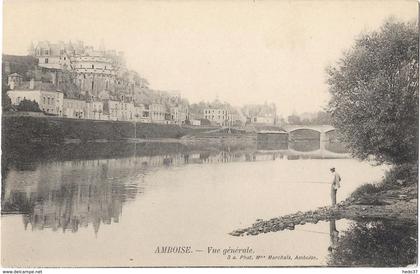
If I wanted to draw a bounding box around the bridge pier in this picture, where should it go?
[319,131,327,151]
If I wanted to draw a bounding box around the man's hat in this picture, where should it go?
[330,167,335,171]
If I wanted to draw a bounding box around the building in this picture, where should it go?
[170,105,189,125]
[32,40,76,70]
[31,40,125,99]
[203,108,232,126]
[63,98,86,119]
[150,103,166,124]
[134,104,150,123]
[7,73,23,89]
[85,100,104,120]
[252,116,275,124]
[71,54,117,97]
[104,99,134,121]
[7,79,63,115]
[190,119,201,126]
[242,103,277,125]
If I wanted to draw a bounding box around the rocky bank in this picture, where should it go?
[230,184,417,237]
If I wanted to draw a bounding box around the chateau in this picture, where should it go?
[5,41,278,127]
[6,40,189,124]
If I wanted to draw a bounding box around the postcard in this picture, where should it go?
[1,0,418,270]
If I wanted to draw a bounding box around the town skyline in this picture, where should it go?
[3,0,417,117]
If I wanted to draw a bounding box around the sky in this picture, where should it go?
[2,0,417,117]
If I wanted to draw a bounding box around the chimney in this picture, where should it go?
[29,79,35,90]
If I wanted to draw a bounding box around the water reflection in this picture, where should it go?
[2,142,349,234]
[328,220,339,252]
[2,158,143,234]
[328,219,417,266]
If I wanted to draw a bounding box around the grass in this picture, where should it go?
[350,162,418,199]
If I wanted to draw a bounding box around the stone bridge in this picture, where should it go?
[282,124,335,134]
[282,124,336,150]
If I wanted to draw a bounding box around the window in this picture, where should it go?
[45,58,49,64]
[92,64,94,69]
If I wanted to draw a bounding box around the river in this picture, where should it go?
[1,141,405,267]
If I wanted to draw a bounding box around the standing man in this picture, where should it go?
[330,167,341,206]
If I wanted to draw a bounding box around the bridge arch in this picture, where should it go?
[288,128,321,152]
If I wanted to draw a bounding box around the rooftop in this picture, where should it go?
[8,73,23,78]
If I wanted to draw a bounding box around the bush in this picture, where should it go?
[16,99,42,112]
[382,163,418,187]
[328,220,417,266]
[350,162,418,199]
[351,183,385,199]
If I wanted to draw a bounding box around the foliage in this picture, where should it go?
[381,162,418,187]
[2,55,38,81]
[287,114,301,124]
[16,99,42,112]
[350,183,385,199]
[302,111,331,125]
[350,163,418,199]
[2,80,12,111]
[328,220,417,266]
[327,20,418,164]
[199,118,211,126]
[287,111,332,125]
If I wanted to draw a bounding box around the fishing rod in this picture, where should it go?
[277,181,331,185]
[294,228,330,235]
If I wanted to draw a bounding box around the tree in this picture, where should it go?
[287,114,301,125]
[327,20,418,164]
[200,118,211,126]
[16,99,42,112]
[2,80,12,111]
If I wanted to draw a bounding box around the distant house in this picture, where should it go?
[85,100,104,120]
[203,108,232,126]
[170,105,189,125]
[63,98,86,119]
[7,73,23,90]
[190,119,201,126]
[7,79,63,116]
[242,103,277,126]
[150,103,166,124]
[134,103,151,123]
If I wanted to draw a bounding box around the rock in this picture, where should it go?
[286,223,295,230]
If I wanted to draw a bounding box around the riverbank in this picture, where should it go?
[2,115,217,145]
[230,163,418,236]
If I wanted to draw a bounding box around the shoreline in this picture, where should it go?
[230,183,417,236]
